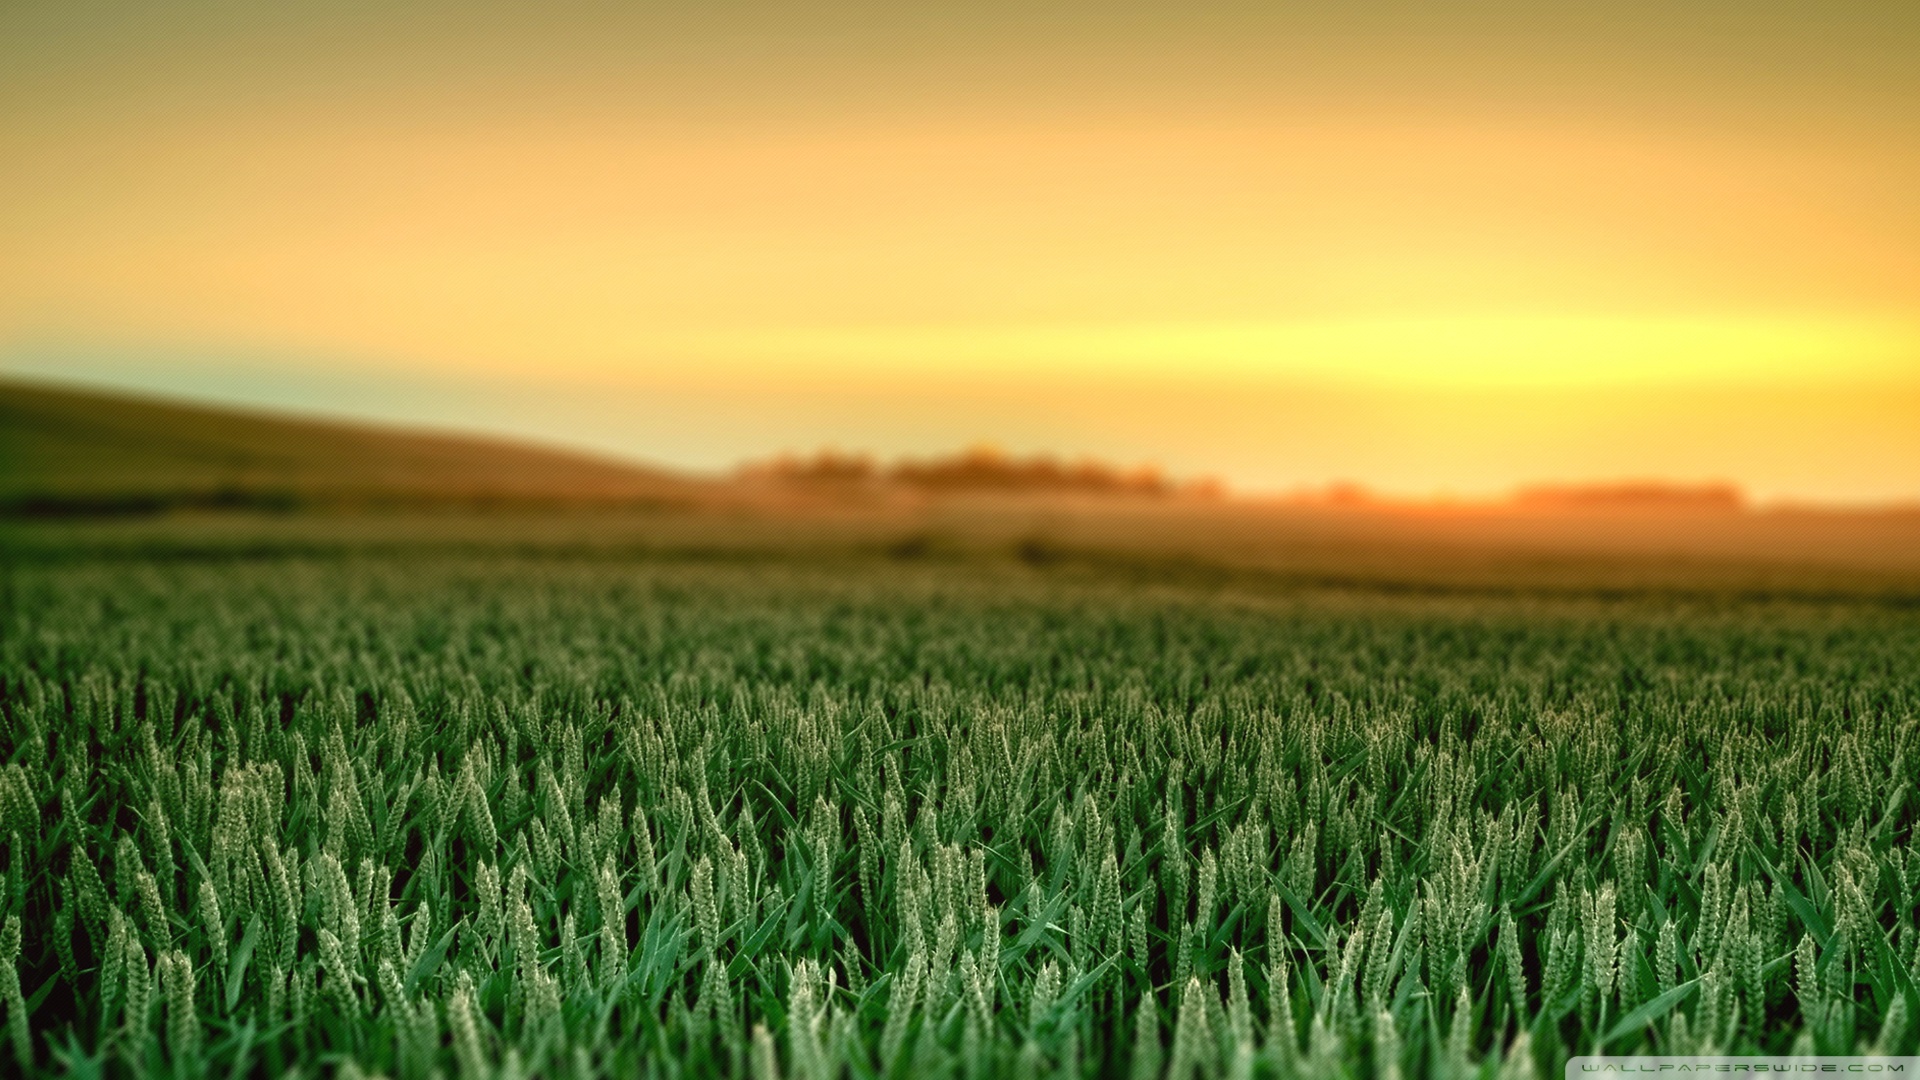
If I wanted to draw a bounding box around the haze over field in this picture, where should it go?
[3,0,1918,499]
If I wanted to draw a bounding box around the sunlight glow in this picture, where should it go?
[651,316,1920,389]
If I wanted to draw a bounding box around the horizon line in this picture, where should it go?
[8,370,1919,515]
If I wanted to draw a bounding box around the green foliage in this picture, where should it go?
[1,556,1917,1077]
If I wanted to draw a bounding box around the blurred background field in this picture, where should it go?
[7,376,1919,605]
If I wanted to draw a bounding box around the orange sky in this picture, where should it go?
[3,1,1918,500]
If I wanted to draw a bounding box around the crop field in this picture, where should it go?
[1,547,1917,1077]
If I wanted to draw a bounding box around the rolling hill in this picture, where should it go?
[0,377,711,514]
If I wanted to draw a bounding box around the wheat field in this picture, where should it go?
[1,552,1915,1077]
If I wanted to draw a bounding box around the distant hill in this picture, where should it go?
[0,377,709,515]
[6,377,1918,595]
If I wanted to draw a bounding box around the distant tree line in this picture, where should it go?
[745,445,1224,498]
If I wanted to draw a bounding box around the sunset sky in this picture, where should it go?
[4,1,1918,501]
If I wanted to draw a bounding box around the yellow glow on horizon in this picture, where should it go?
[9,106,1918,401]
[645,316,1920,389]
